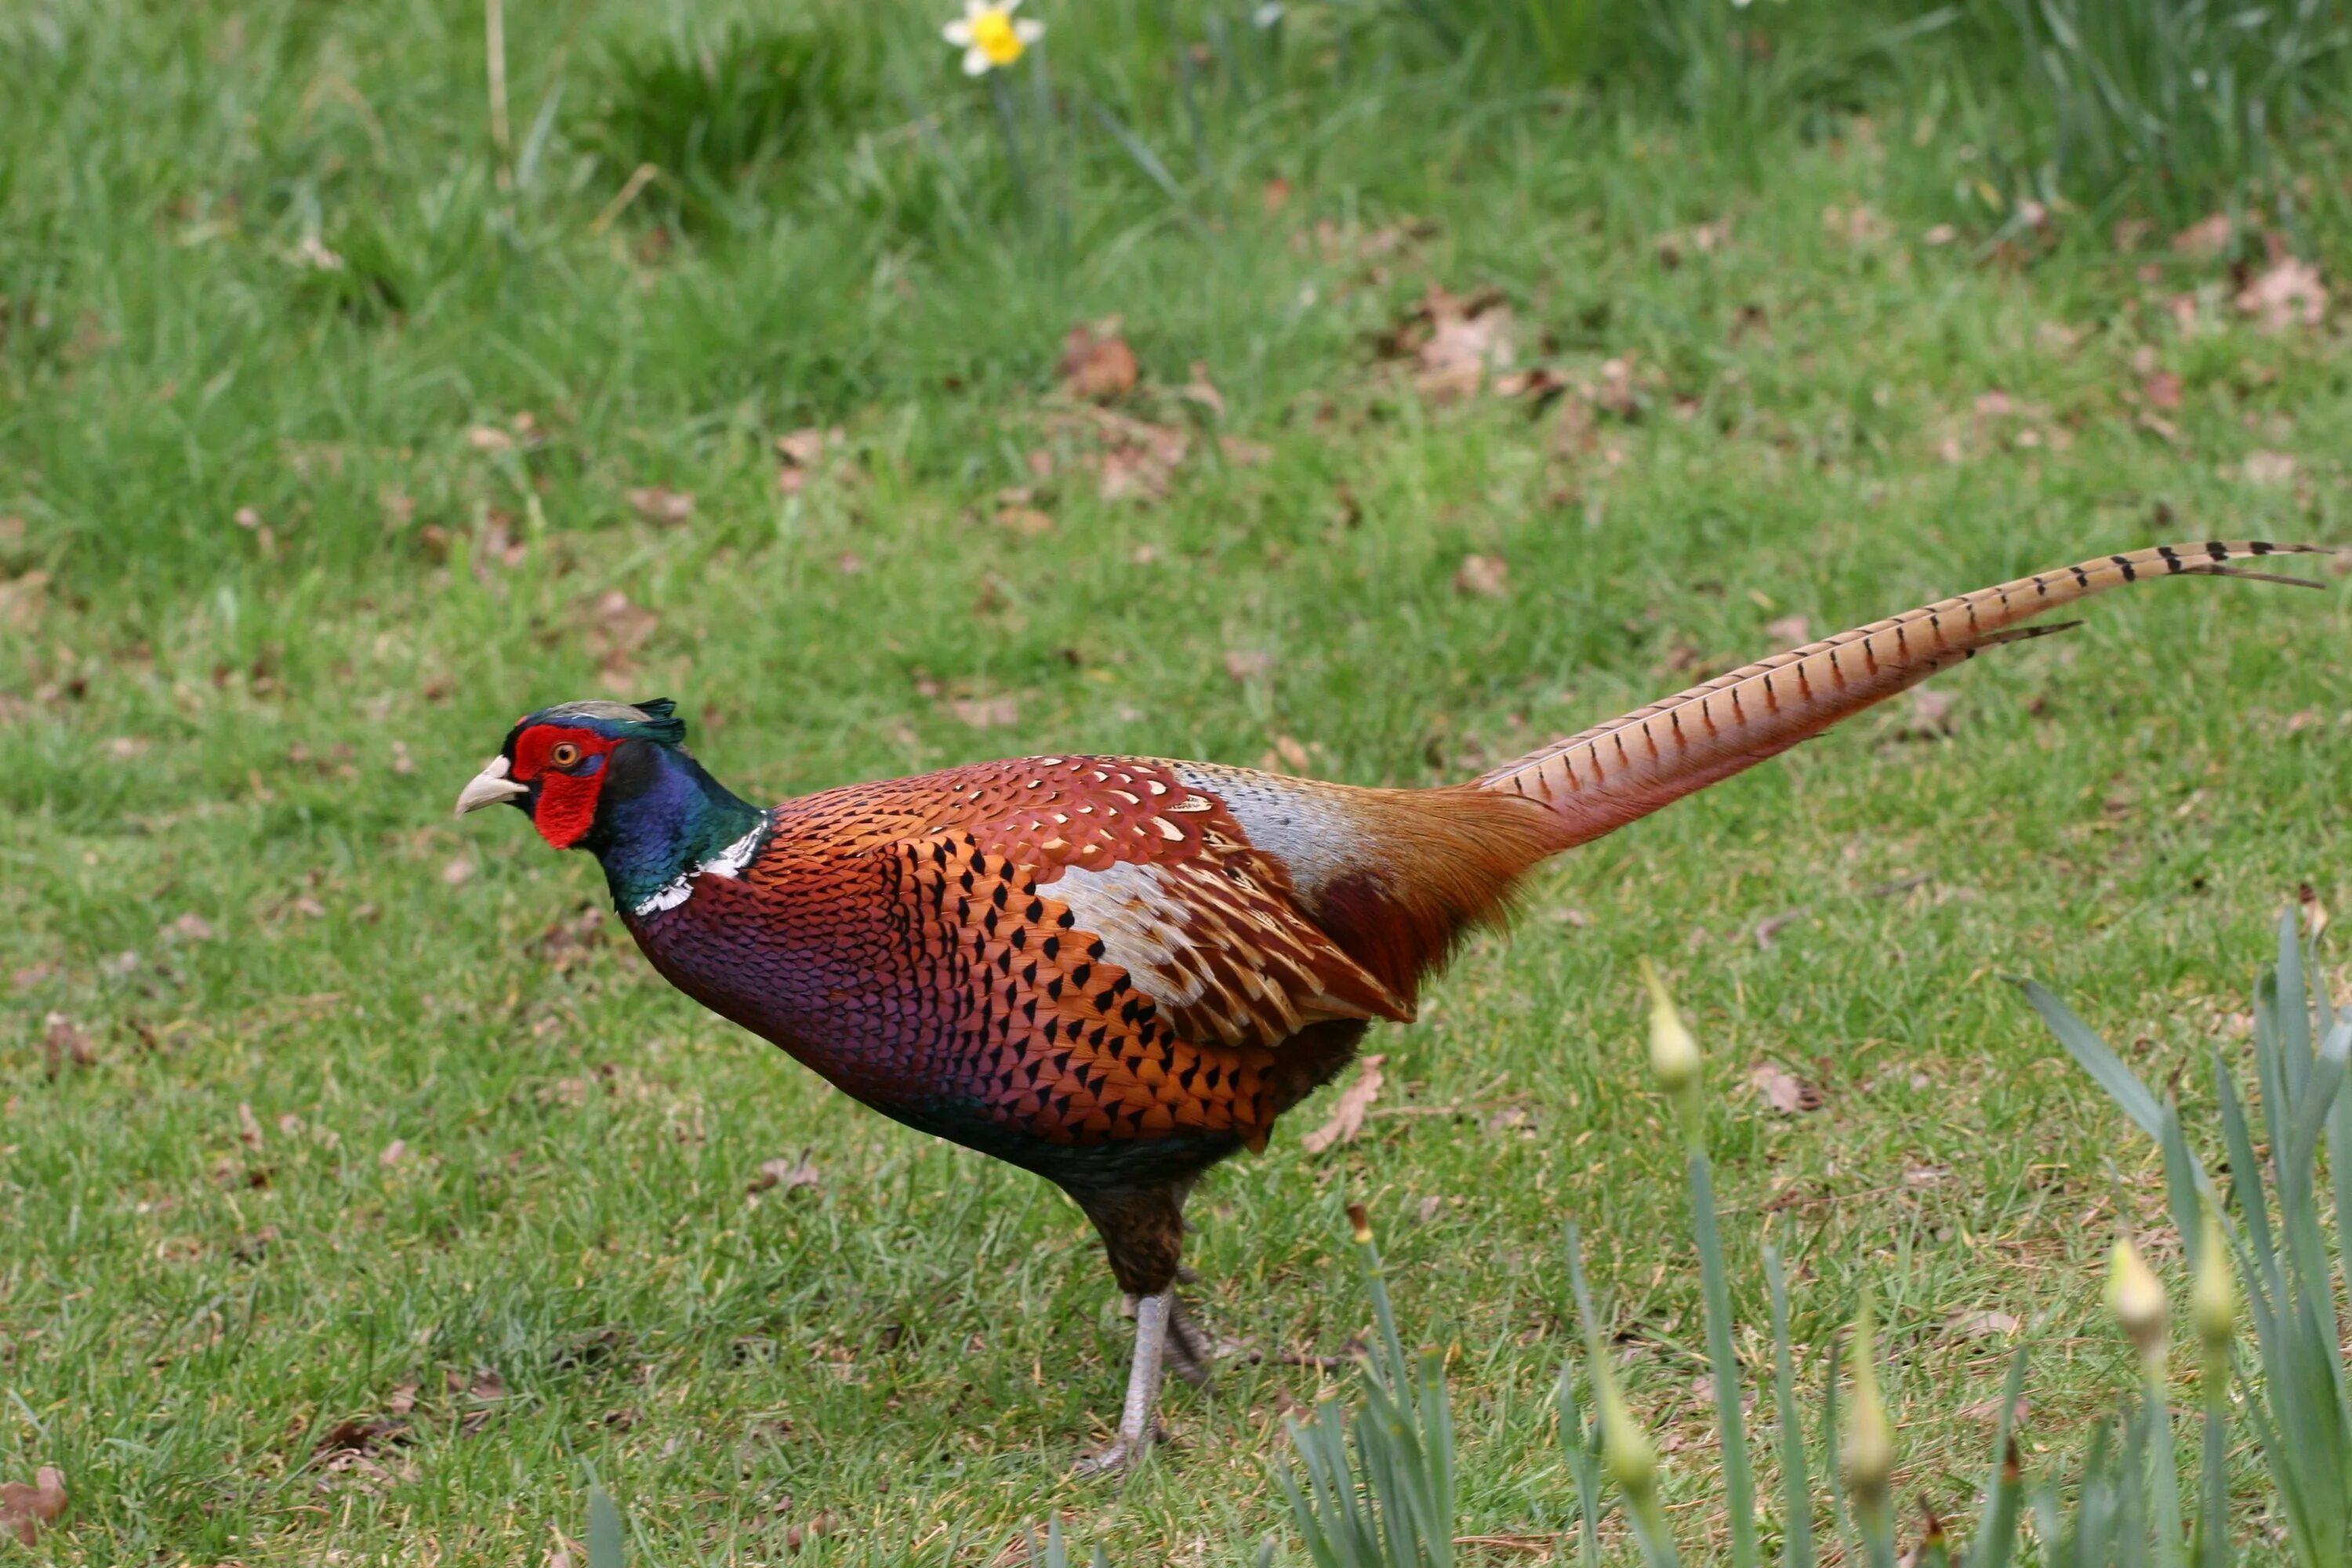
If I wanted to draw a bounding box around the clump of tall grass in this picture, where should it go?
[1959,0,2350,225]
[1279,902,2349,1567]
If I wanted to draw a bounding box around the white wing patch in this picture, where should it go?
[1051,855,1407,1051]
[1169,761,1378,905]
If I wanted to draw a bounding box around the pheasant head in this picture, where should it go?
[453,698,764,911]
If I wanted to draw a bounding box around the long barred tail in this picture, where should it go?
[1475,540,2330,848]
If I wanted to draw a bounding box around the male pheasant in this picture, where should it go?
[456,539,2319,1469]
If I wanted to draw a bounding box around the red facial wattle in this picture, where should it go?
[510,724,613,850]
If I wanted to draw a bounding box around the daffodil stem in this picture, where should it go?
[2198,1351,2230,1568]
[986,72,1032,216]
[2145,1365,2184,1568]
[1688,1149,1761,1568]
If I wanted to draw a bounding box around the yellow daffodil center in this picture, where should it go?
[972,8,1024,65]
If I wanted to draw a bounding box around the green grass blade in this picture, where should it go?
[1765,1247,1816,1568]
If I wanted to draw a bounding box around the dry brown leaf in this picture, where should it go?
[994,506,1055,538]
[1764,612,1811,644]
[1218,434,1273,466]
[2237,252,2327,334]
[1179,361,1226,419]
[1945,1309,2022,1340]
[1961,1393,2031,1425]
[38,1013,95,1076]
[746,1155,821,1196]
[2171,212,2234,260]
[238,1102,265,1151]
[1300,1054,1385,1155]
[1747,1063,1822,1115]
[626,486,695,526]
[1454,554,1509,599]
[1269,734,1312,772]
[1822,202,1893,245]
[0,569,48,631]
[0,1466,66,1546]
[777,428,828,469]
[1907,686,1958,735]
[2300,881,2330,939]
[1408,285,1515,401]
[1224,648,1274,683]
[169,912,215,942]
[583,590,659,676]
[2143,370,2183,410]
[379,1138,408,1167]
[441,857,475,887]
[946,695,1019,730]
[2243,451,2299,487]
[1059,319,1140,402]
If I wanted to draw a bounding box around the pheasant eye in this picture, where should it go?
[550,742,583,768]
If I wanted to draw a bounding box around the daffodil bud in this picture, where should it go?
[1595,1365,1658,1501]
[2192,1210,2233,1359]
[1842,1303,1896,1512]
[2106,1236,2169,1368]
[1639,958,1702,1100]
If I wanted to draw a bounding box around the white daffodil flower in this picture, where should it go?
[943,0,1044,76]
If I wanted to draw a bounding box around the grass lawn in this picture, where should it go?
[3,2,2348,1562]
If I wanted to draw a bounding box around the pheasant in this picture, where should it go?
[456,539,2319,1469]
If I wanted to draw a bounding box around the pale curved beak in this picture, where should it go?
[453,755,530,818]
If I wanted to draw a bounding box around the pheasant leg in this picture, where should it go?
[1076,1289,1172,1473]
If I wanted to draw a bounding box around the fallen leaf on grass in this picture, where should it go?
[0,570,49,631]
[2172,213,2233,260]
[169,912,215,942]
[994,506,1055,538]
[1906,686,1958,735]
[238,1102,265,1150]
[40,1014,95,1076]
[1822,202,1893,245]
[441,857,475,887]
[946,695,1019,730]
[583,590,659,677]
[379,1138,408,1167]
[0,1466,64,1547]
[1454,554,1509,599]
[2237,251,2327,333]
[1394,284,1516,401]
[1961,1394,2031,1425]
[1747,1064,1823,1115]
[2142,370,2183,410]
[747,1155,821,1196]
[1059,319,1140,402]
[1764,612,1811,645]
[1224,648,1273,683]
[2242,451,2299,487]
[1945,1309,2022,1340]
[1301,1054,1385,1155]
[626,486,695,526]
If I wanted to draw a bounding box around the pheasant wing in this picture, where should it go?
[870,754,1408,1054]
